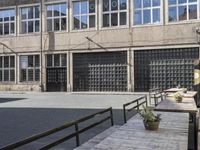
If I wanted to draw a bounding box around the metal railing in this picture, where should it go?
[123,95,147,123]
[0,107,114,150]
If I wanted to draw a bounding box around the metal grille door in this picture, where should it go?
[134,48,199,91]
[73,51,127,92]
[46,68,67,92]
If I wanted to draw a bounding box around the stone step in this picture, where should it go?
[74,125,120,150]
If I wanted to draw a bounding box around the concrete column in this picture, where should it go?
[67,51,71,92]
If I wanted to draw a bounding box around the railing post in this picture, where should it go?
[110,108,114,126]
[137,100,139,112]
[75,124,80,146]
[145,96,148,107]
[123,105,127,123]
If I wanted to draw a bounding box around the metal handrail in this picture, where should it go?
[123,95,147,123]
[0,107,114,150]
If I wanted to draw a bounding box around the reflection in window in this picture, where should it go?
[102,0,127,27]
[46,3,67,31]
[20,6,40,34]
[0,9,15,35]
[0,56,15,82]
[168,0,198,22]
[20,55,40,82]
[134,0,161,25]
[72,0,96,30]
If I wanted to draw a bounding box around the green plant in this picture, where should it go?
[140,105,161,123]
[173,92,183,102]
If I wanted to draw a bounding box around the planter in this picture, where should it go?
[175,97,182,103]
[143,121,160,130]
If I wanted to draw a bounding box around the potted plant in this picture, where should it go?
[140,106,161,130]
[173,92,183,103]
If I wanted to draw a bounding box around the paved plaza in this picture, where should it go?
[0,92,145,150]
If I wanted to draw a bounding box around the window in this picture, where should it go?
[102,0,127,27]
[168,0,198,22]
[134,0,161,25]
[0,56,15,82]
[20,55,40,82]
[46,3,67,32]
[0,9,15,35]
[20,5,40,34]
[46,54,67,67]
[72,0,96,30]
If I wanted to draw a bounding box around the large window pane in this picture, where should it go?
[4,56,9,68]
[10,70,15,81]
[61,18,66,30]
[168,7,177,22]
[178,0,186,4]
[111,13,118,26]
[28,21,33,33]
[74,16,80,29]
[47,5,53,17]
[21,8,27,20]
[143,9,151,24]
[28,69,33,81]
[153,0,160,6]
[143,0,151,8]
[89,15,95,27]
[0,70,2,81]
[134,0,142,8]
[4,23,9,34]
[10,56,15,67]
[35,69,40,81]
[61,4,67,16]
[35,20,39,32]
[54,54,60,67]
[111,0,118,11]
[54,18,60,31]
[35,6,40,18]
[61,54,67,66]
[120,0,126,10]
[0,24,3,35]
[189,5,197,19]
[120,12,126,25]
[0,57,2,68]
[28,7,33,19]
[178,5,187,21]
[81,1,88,14]
[73,2,80,15]
[10,23,15,34]
[168,0,176,5]
[103,0,109,11]
[89,0,95,13]
[81,16,88,29]
[47,19,52,31]
[153,9,160,23]
[54,5,60,16]
[134,10,142,25]
[4,70,9,81]
[103,14,109,27]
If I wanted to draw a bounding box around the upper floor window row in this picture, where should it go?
[20,5,40,34]
[0,9,15,35]
[168,0,198,22]
[0,0,199,36]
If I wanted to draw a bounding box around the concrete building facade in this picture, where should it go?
[0,0,200,92]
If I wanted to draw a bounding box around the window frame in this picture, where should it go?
[18,3,41,35]
[19,54,40,83]
[100,0,129,29]
[131,0,163,27]
[0,6,16,37]
[46,53,67,68]
[70,0,98,31]
[45,1,68,32]
[166,0,200,24]
[0,55,16,83]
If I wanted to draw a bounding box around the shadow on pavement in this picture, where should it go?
[0,107,136,150]
[0,98,27,103]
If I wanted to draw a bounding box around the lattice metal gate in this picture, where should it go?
[73,51,127,92]
[134,48,199,92]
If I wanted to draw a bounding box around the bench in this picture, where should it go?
[149,88,165,106]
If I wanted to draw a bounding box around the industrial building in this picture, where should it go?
[0,0,199,92]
